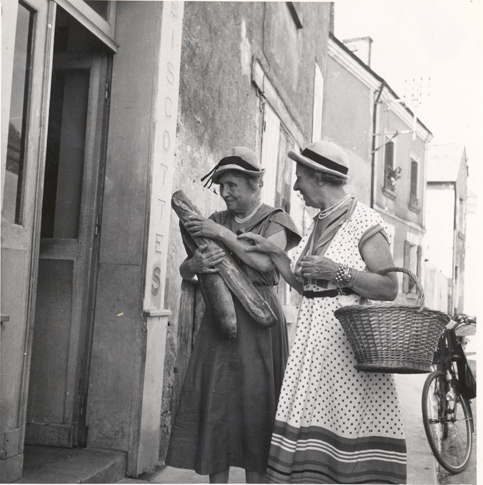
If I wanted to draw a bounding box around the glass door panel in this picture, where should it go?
[41,68,90,239]
[3,1,35,224]
[1,0,55,479]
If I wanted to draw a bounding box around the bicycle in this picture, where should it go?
[421,314,476,473]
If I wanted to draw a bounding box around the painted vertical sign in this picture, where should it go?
[144,1,184,312]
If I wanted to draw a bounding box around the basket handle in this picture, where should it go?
[379,266,425,309]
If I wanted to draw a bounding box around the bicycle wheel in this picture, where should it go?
[422,369,473,473]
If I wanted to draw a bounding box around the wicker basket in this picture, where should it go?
[333,267,450,374]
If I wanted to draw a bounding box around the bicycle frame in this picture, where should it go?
[433,322,475,430]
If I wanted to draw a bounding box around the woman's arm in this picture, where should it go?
[355,232,398,300]
[184,215,286,272]
[238,232,303,293]
[298,232,398,301]
[179,243,225,280]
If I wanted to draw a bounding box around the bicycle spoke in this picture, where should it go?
[422,370,472,473]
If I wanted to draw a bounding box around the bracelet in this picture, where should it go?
[334,263,352,287]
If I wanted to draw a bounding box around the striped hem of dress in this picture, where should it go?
[266,422,407,484]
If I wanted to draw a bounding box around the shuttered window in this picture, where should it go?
[384,140,394,170]
[312,62,324,142]
[410,159,418,196]
[410,159,419,207]
[403,240,422,294]
[260,104,280,207]
[403,240,411,293]
[383,140,395,189]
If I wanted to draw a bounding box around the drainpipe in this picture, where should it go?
[371,81,385,208]
[452,181,457,314]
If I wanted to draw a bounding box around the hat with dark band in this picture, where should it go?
[201,147,265,187]
[288,141,349,179]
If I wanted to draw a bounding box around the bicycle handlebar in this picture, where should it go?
[449,314,476,335]
[454,314,476,325]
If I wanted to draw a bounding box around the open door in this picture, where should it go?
[25,6,111,448]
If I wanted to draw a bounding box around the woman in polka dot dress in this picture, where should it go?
[240,141,407,484]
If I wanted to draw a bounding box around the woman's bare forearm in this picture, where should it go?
[347,270,398,301]
[217,226,275,271]
[270,247,303,294]
[238,231,302,292]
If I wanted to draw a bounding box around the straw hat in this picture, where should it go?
[202,147,265,186]
[288,141,349,179]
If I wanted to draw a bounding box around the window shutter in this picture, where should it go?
[410,160,418,197]
[403,240,411,293]
[260,104,281,207]
[417,245,422,278]
[312,62,324,142]
[384,141,394,170]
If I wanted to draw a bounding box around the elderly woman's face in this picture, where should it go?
[293,164,323,208]
[218,173,259,213]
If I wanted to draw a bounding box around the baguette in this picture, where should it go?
[180,225,237,339]
[172,190,277,327]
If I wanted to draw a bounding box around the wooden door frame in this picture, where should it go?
[14,0,57,466]
[72,53,112,446]
[31,53,111,447]
[76,54,112,445]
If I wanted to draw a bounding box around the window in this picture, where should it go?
[260,104,281,207]
[40,68,90,239]
[457,196,465,236]
[383,139,399,190]
[2,1,35,224]
[384,139,394,171]
[403,240,422,294]
[409,158,419,207]
[312,62,324,142]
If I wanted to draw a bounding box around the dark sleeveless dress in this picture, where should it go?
[166,204,300,475]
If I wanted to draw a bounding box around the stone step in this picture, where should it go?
[15,445,126,483]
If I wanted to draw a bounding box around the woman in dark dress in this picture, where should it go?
[166,147,300,483]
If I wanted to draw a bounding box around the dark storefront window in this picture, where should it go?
[3,2,34,225]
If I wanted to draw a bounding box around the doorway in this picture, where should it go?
[25,5,111,448]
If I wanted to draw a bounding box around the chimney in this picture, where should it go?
[342,36,373,66]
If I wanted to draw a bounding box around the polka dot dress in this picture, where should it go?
[266,202,407,484]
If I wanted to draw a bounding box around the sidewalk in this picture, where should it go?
[118,374,438,484]
[395,373,439,485]
[15,376,439,484]
[16,445,126,483]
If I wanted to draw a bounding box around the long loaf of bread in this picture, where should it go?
[172,190,277,327]
[180,225,237,338]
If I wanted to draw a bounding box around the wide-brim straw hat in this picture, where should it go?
[288,141,349,179]
[202,147,265,186]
